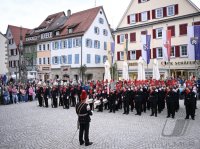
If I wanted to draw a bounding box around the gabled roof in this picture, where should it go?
[7,25,30,46]
[26,11,67,37]
[38,11,65,29]
[61,6,102,36]
[117,0,200,29]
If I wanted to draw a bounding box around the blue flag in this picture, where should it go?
[194,26,200,60]
[141,35,151,64]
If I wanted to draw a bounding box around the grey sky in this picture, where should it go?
[0,0,199,34]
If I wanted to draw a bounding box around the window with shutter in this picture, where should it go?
[155,28,163,38]
[87,54,91,63]
[153,48,156,58]
[68,55,72,64]
[147,11,150,20]
[179,45,187,57]
[171,46,175,58]
[117,35,120,44]
[138,13,142,22]
[155,8,163,18]
[167,5,175,16]
[152,29,156,39]
[117,52,120,60]
[167,26,175,37]
[127,15,130,24]
[75,54,79,64]
[59,40,62,49]
[104,42,107,50]
[136,14,139,22]
[141,11,147,22]
[120,52,124,60]
[130,50,136,60]
[152,10,155,19]
[136,50,141,60]
[52,57,54,64]
[175,4,179,15]
[130,33,136,42]
[130,14,136,24]
[43,57,46,64]
[127,51,130,60]
[156,47,163,58]
[179,24,187,35]
[68,38,72,48]
[163,7,167,17]
[103,56,107,63]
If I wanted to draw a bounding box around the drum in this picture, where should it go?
[87,98,93,104]
[103,98,108,103]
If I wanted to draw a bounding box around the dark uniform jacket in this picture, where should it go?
[76,102,93,124]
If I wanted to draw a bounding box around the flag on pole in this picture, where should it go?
[162,29,171,62]
[141,35,151,64]
[111,42,115,64]
[188,25,200,60]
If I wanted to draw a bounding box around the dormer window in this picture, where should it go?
[139,0,148,3]
[56,31,60,36]
[46,18,54,24]
[68,28,73,34]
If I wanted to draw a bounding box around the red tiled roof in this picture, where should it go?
[8,25,30,46]
[61,6,102,36]
[38,11,65,28]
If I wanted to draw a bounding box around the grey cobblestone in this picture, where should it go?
[0,100,199,149]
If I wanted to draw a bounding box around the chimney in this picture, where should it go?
[67,9,71,17]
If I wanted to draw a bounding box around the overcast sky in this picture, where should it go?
[0,0,199,34]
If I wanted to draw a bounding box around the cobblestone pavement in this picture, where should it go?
[0,100,200,149]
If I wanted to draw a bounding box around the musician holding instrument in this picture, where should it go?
[76,90,93,146]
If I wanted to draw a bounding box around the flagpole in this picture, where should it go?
[193,17,197,79]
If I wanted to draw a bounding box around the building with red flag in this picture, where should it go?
[114,0,200,80]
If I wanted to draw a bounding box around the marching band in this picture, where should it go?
[35,79,198,120]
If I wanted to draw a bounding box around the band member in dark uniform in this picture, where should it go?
[37,82,43,107]
[134,87,143,116]
[142,86,148,113]
[122,88,129,115]
[63,84,70,109]
[76,90,93,146]
[97,90,103,112]
[130,87,135,112]
[59,84,63,106]
[51,84,58,108]
[158,86,166,113]
[166,87,176,118]
[43,83,49,108]
[71,87,76,107]
[109,89,116,113]
[149,87,158,117]
[184,87,196,120]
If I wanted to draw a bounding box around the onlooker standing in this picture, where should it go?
[20,86,26,102]
[3,87,10,105]
[28,86,34,101]
[12,86,19,104]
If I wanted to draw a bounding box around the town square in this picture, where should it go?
[0,0,200,148]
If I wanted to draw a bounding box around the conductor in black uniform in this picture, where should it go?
[76,90,93,146]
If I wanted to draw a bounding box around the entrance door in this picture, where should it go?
[44,74,49,81]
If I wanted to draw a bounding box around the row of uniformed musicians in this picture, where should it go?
[36,83,82,108]
[36,82,197,120]
[86,84,197,120]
